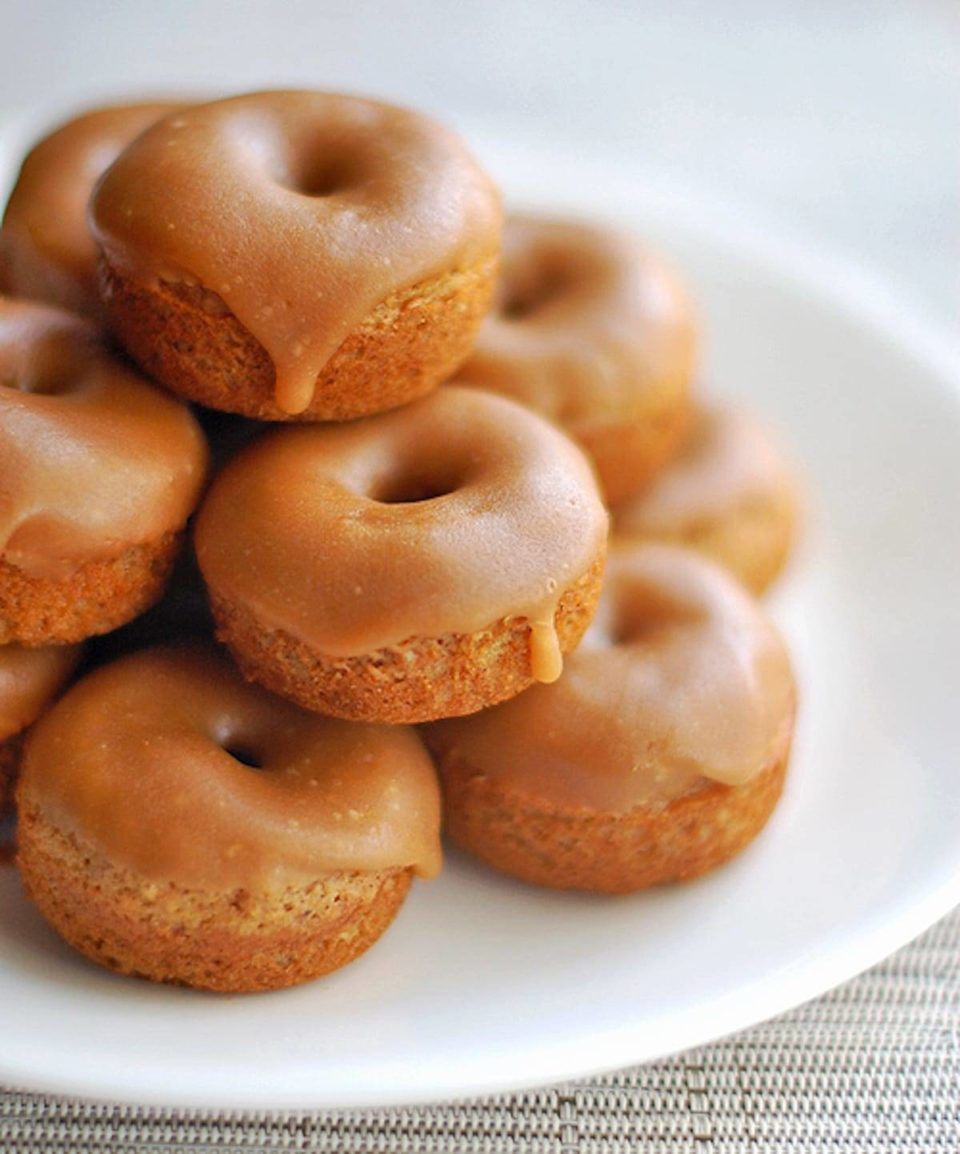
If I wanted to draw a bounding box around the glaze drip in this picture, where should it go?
[529,614,563,684]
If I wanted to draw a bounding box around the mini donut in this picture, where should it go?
[16,645,442,992]
[424,542,796,894]
[0,298,209,645]
[0,642,81,817]
[455,214,696,503]
[195,386,609,724]
[613,404,797,594]
[0,100,183,319]
[90,90,503,420]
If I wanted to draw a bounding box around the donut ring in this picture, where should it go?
[0,299,209,645]
[90,90,503,420]
[456,214,696,503]
[0,100,183,318]
[195,386,608,723]
[16,645,442,992]
[613,404,798,593]
[424,543,796,893]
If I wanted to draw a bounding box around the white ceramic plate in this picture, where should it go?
[1,125,959,1111]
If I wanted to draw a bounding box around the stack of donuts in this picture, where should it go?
[0,90,799,993]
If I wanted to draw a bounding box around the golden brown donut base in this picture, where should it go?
[100,255,499,422]
[0,532,181,646]
[438,745,790,894]
[16,803,412,993]
[586,389,692,507]
[619,493,795,596]
[211,554,605,724]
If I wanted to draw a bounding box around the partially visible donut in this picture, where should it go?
[424,543,796,893]
[90,90,503,420]
[0,642,81,817]
[16,645,442,992]
[613,404,797,593]
[0,101,183,318]
[0,299,209,645]
[195,386,608,723]
[455,215,696,503]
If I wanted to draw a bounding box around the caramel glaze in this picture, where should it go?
[0,299,208,580]
[0,101,183,317]
[90,90,503,415]
[21,645,442,888]
[424,542,795,811]
[194,386,608,683]
[613,404,795,534]
[456,216,695,441]
[0,642,81,742]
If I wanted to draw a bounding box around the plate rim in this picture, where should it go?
[1,128,959,1111]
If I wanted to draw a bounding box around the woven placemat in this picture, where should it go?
[3,906,958,1154]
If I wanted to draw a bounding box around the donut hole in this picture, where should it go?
[499,263,572,321]
[581,595,652,651]
[285,153,356,198]
[224,745,265,771]
[370,463,465,505]
[602,579,703,649]
[235,120,352,199]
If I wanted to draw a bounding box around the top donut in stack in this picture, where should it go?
[88,91,504,422]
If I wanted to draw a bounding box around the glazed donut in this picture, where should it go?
[90,90,503,420]
[195,386,608,724]
[455,214,696,503]
[613,404,797,594]
[0,642,81,817]
[0,299,208,645]
[0,101,182,318]
[16,645,442,992]
[424,542,796,893]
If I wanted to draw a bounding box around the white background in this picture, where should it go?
[2,0,957,328]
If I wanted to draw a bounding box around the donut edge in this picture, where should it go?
[208,552,606,724]
[0,530,183,646]
[98,253,500,422]
[15,800,414,993]
[434,734,792,894]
